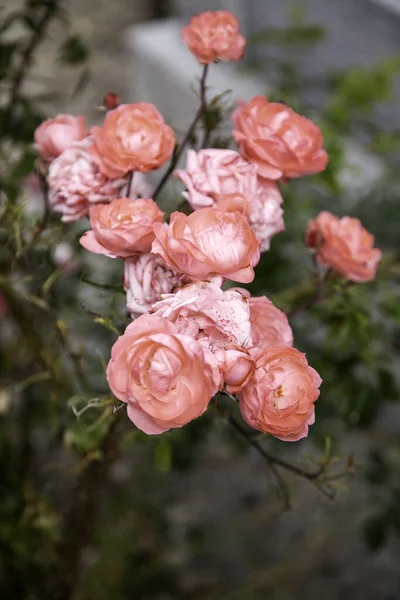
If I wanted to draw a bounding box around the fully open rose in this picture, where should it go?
[239,346,322,441]
[152,207,260,284]
[181,10,246,64]
[306,211,382,282]
[175,149,284,250]
[124,253,189,317]
[90,103,175,178]
[107,314,220,434]
[232,96,328,180]
[47,139,126,222]
[80,197,164,259]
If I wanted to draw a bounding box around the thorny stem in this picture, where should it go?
[0,1,57,140]
[228,414,352,502]
[153,64,209,200]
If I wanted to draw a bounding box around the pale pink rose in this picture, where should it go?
[80,197,164,259]
[181,10,246,64]
[249,296,293,350]
[152,208,260,284]
[48,139,126,222]
[175,149,256,210]
[90,103,175,178]
[232,96,328,180]
[34,114,88,162]
[151,281,252,350]
[306,211,382,283]
[216,346,255,393]
[175,149,284,250]
[106,314,219,434]
[152,282,253,391]
[248,179,285,251]
[124,253,190,317]
[239,346,322,441]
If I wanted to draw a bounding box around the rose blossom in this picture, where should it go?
[152,207,260,284]
[34,114,88,162]
[181,10,246,64]
[151,282,252,350]
[249,296,293,350]
[90,103,175,178]
[48,139,126,222]
[217,347,255,393]
[232,96,328,180]
[106,314,219,434]
[306,211,382,282]
[124,253,189,317]
[80,197,164,259]
[175,149,284,250]
[152,282,254,392]
[239,346,322,441]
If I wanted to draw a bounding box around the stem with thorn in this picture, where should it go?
[153,64,209,200]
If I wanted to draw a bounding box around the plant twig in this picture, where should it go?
[0,1,57,140]
[153,64,209,200]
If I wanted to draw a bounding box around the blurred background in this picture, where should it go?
[1,1,400,599]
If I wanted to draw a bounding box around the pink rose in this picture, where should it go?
[248,179,285,251]
[124,253,189,317]
[175,149,284,251]
[239,346,322,441]
[90,103,175,178]
[80,197,164,259]
[181,10,246,64]
[152,208,260,284]
[249,296,293,350]
[216,346,255,393]
[151,281,252,350]
[48,139,126,222]
[232,96,328,180]
[34,114,88,162]
[306,211,382,283]
[175,149,256,210]
[106,314,219,434]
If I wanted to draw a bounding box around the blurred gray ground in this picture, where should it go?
[7,0,400,598]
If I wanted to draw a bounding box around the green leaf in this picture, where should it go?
[59,35,89,65]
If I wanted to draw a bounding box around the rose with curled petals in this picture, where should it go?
[47,139,126,223]
[151,281,252,350]
[216,347,255,393]
[239,346,321,441]
[232,96,328,180]
[90,103,175,178]
[124,253,190,317]
[306,211,382,283]
[181,10,246,64]
[152,207,260,284]
[106,314,219,434]
[175,149,284,250]
[34,114,88,162]
[80,197,164,259]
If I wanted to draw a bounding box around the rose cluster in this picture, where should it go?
[34,10,382,442]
